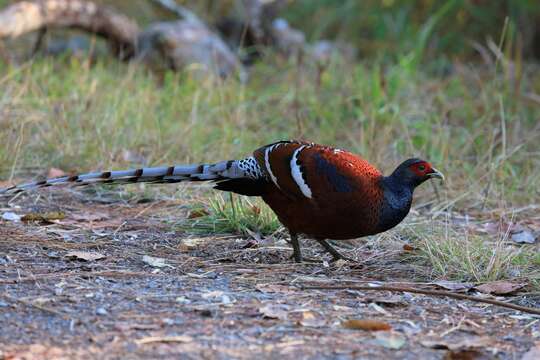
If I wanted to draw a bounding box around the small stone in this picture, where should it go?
[96,307,108,316]
[2,212,21,222]
[162,318,174,325]
[412,306,424,316]
[176,296,190,304]
[511,230,536,244]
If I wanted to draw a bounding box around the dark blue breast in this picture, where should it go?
[377,177,413,232]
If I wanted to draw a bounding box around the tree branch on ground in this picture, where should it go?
[0,0,243,77]
[0,0,139,58]
[302,284,540,316]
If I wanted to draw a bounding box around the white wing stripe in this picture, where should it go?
[290,145,312,199]
[264,146,281,189]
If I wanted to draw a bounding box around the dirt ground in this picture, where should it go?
[1,190,539,359]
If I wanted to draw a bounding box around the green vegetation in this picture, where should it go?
[285,0,540,60]
[180,194,282,237]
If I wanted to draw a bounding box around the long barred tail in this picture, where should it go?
[0,156,267,196]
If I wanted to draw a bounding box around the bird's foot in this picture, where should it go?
[317,239,358,263]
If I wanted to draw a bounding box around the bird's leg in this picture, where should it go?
[289,232,303,263]
[317,239,356,262]
[288,233,322,263]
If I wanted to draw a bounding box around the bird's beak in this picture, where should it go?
[427,168,445,181]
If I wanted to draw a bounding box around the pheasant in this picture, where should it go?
[0,140,443,262]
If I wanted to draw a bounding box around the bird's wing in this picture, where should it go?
[253,140,315,199]
[253,140,382,202]
[299,146,383,204]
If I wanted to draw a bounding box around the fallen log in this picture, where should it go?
[137,20,243,78]
[0,0,243,78]
[0,0,139,58]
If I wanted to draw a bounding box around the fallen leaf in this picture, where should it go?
[135,335,193,345]
[201,290,225,299]
[245,228,264,242]
[474,280,525,295]
[178,238,206,251]
[368,302,390,315]
[374,331,406,349]
[187,208,209,219]
[297,310,325,327]
[342,319,392,331]
[331,304,353,311]
[142,255,173,268]
[444,350,490,360]
[332,259,348,267]
[434,280,475,292]
[522,344,540,360]
[256,283,295,294]
[403,244,418,251]
[65,251,105,262]
[22,211,65,222]
[511,230,536,244]
[48,167,67,178]
[478,221,523,235]
[365,295,408,307]
[242,239,259,249]
[2,212,21,222]
[259,304,289,320]
[421,336,492,351]
[33,297,52,305]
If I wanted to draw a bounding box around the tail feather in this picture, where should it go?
[0,157,266,196]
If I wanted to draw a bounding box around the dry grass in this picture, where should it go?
[398,218,540,284]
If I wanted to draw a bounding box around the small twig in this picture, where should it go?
[135,335,193,345]
[1,293,69,319]
[0,270,163,284]
[8,120,26,184]
[440,315,465,337]
[301,284,540,316]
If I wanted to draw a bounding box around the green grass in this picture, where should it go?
[179,194,282,237]
[0,50,539,284]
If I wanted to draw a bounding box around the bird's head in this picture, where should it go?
[389,158,444,188]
